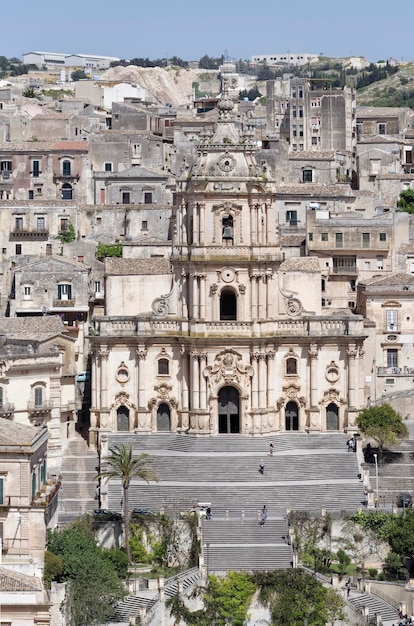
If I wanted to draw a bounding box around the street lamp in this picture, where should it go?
[373,453,379,507]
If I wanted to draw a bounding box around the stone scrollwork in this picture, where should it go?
[285,297,303,317]
[151,277,174,318]
[152,296,169,317]
[204,349,253,393]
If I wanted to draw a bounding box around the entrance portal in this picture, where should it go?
[326,403,339,430]
[285,401,299,431]
[117,405,129,431]
[157,403,171,431]
[218,386,240,434]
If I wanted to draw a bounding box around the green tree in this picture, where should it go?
[22,87,39,99]
[388,510,414,571]
[96,242,122,260]
[71,69,88,81]
[167,571,255,625]
[385,551,403,579]
[397,189,414,214]
[253,569,344,625]
[46,519,125,625]
[356,403,408,462]
[57,220,76,243]
[95,444,158,563]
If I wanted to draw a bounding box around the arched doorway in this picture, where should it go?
[218,386,240,434]
[117,405,129,431]
[220,289,237,320]
[285,401,299,431]
[326,403,339,430]
[157,403,171,431]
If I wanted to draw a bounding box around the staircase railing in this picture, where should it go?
[370,585,400,611]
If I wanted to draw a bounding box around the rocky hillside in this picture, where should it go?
[99,65,220,107]
[356,61,414,107]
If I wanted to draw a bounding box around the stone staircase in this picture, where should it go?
[202,518,292,572]
[347,590,400,624]
[106,433,364,518]
[58,432,99,524]
[113,567,201,623]
[365,428,414,509]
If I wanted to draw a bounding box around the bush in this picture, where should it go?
[368,568,378,579]
[96,242,122,260]
[44,549,63,588]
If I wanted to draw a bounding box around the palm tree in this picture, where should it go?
[95,443,158,563]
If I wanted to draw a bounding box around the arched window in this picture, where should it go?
[158,358,169,375]
[62,160,72,176]
[34,386,43,407]
[220,289,237,321]
[62,183,73,200]
[222,215,234,241]
[286,358,297,375]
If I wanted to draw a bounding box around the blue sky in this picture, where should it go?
[5,0,414,63]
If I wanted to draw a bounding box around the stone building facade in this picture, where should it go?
[88,85,367,448]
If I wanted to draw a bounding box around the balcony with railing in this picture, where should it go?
[53,298,75,307]
[27,400,51,416]
[53,172,80,183]
[10,228,49,240]
[377,366,414,376]
[0,403,14,417]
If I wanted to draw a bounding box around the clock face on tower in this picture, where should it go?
[221,267,235,283]
[218,154,237,173]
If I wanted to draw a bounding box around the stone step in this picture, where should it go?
[108,432,351,454]
[348,592,399,622]
[206,544,292,572]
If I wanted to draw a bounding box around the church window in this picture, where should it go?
[158,358,169,376]
[286,358,297,375]
[220,289,237,321]
[222,216,234,241]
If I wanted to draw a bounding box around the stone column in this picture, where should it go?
[191,352,200,410]
[309,345,319,409]
[180,347,189,410]
[199,274,206,320]
[258,353,266,408]
[265,270,273,318]
[251,274,259,320]
[181,269,188,319]
[199,202,205,245]
[308,344,321,431]
[257,203,263,245]
[193,202,199,245]
[267,349,276,408]
[136,348,147,409]
[99,347,109,411]
[251,353,259,409]
[258,273,266,319]
[191,274,199,319]
[181,200,187,244]
[199,353,207,410]
[347,345,358,411]
[250,204,257,245]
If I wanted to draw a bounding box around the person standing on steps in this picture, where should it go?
[260,505,267,527]
[259,460,265,475]
[269,442,274,456]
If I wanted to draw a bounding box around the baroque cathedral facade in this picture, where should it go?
[88,84,366,447]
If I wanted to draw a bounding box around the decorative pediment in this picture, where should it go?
[319,388,346,406]
[204,349,253,391]
[279,383,306,407]
[111,392,136,411]
[148,383,178,409]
